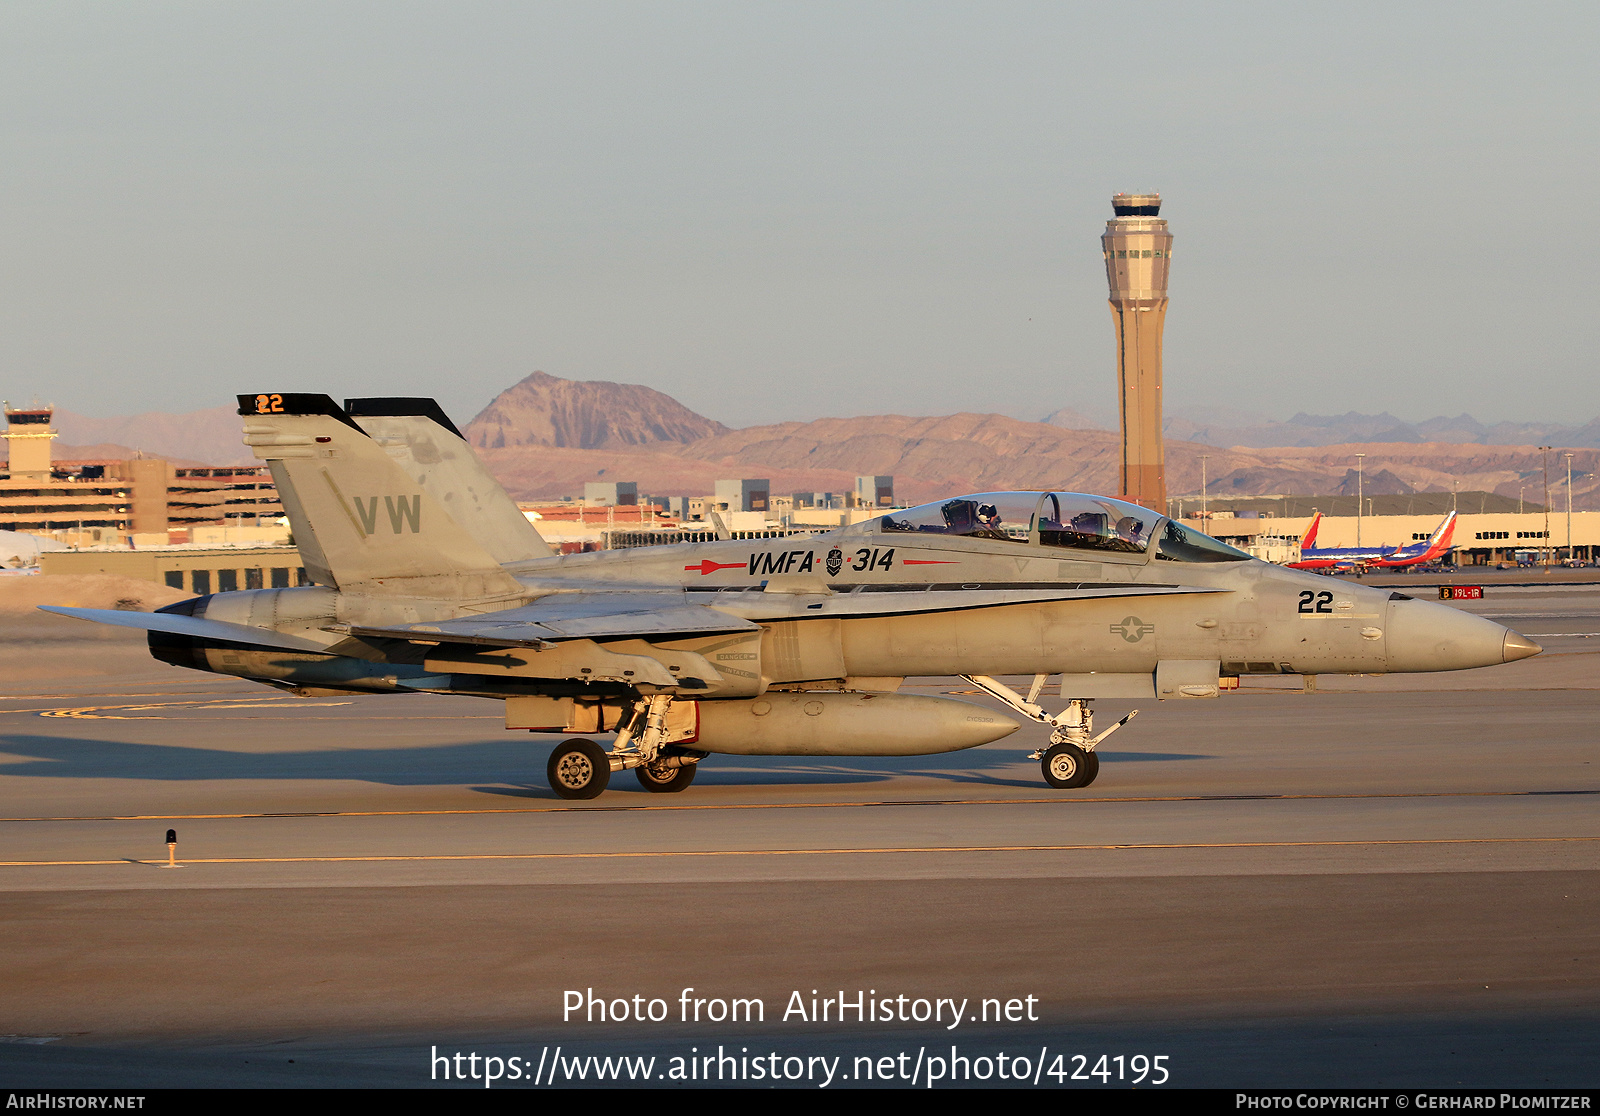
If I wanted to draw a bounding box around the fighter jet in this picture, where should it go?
[43,394,1542,799]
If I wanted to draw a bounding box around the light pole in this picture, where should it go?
[1519,486,1525,515]
[1566,453,1575,562]
[1354,453,1365,547]
[1200,455,1210,524]
[1541,446,1552,567]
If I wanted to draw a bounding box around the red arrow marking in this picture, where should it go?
[685,560,747,575]
[902,559,958,565]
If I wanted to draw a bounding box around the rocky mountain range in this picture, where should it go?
[22,373,1600,509]
[1160,409,1600,450]
[465,371,727,450]
[1047,405,1600,451]
[51,407,250,466]
[464,378,1599,511]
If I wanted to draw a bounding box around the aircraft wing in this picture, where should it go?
[341,584,1225,649]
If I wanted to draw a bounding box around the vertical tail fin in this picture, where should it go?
[344,397,555,562]
[239,393,524,599]
[1299,512,1322,551]
[1420,511,1458,560]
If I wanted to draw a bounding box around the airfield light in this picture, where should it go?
[162,829,182,870]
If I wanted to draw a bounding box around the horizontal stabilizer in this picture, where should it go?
[39,606,333,653]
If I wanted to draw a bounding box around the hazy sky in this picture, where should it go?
[2,2,1595,429]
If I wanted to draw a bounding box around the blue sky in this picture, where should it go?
[1,2,1594,427]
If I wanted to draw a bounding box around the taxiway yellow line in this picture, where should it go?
[1,787,1595,824]
[3,835,1597,868]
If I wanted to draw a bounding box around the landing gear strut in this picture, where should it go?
[960,674,1137,791]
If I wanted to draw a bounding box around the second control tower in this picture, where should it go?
[1102,193,1172,512]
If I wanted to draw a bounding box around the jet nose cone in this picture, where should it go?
[1385,597,1532,673]
[1502,630,1543,663]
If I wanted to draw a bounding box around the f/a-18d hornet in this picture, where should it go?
[1287,511,1457,573]
[45,396,1538,799]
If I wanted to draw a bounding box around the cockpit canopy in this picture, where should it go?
[850,491,1250,562]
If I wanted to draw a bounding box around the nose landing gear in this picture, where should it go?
[960,674,1137,790]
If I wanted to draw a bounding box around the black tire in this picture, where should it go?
[1041,741,1100,789]
[547,738,611,800]
[636,760,698,793]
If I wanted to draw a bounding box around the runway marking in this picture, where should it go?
[3,835,1598,869]
[2,787,1596,824]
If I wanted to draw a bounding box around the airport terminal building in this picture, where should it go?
[1,405,281,546]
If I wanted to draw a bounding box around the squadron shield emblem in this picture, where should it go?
[826,547,843,577]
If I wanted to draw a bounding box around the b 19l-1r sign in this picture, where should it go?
[46,395,1541,799]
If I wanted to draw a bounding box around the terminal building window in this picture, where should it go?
[245,568,263,590]
[217,569,238,593]
[271,568,290,588]
[192,569,210,595]
[164,571,183,589]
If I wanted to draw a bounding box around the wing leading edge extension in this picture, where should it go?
[336,583,1226,650]
[338,593,760,648]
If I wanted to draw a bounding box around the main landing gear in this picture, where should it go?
[635,758,698,793]
[960,674,1137,791]
[546,694,705,801]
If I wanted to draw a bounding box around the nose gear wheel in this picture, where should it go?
[1041,740,1099,788]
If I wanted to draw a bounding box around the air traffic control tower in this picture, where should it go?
[1102,193,1172,512]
